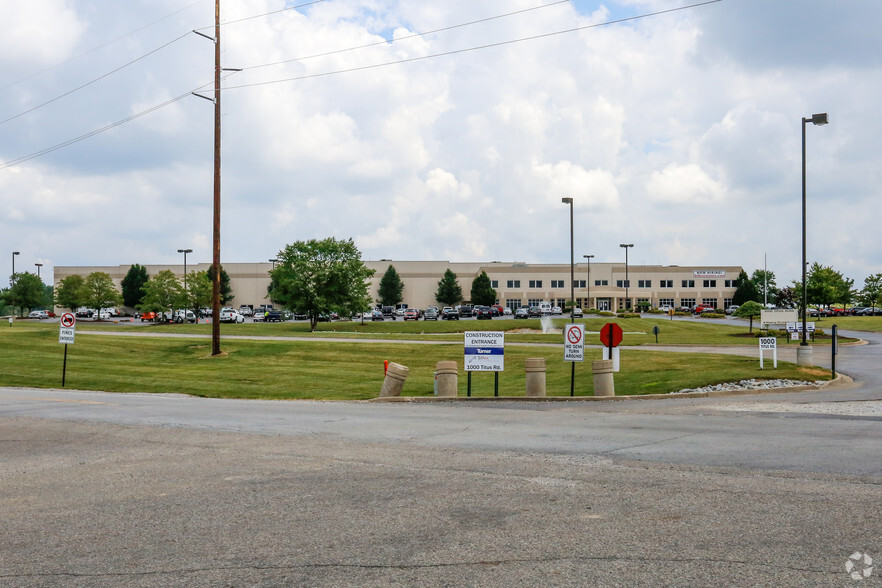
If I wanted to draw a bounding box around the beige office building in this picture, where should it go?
[55,261,743,312]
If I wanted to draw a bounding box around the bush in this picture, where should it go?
[701,313,726,319]
[586,308,601,315]
[674,311,690,317]
[598,311,616,317]
[618,312,641,319]
[646,309,665,314]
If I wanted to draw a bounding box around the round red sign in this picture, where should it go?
[60,313,76,328]
[599,322,623,347]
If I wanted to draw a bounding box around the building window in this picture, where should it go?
[491,280,498,288]
[682,280,695,288]
[659,280,673,288]
[595,279,608,286]
[703,279,717,288]
[616,280,630,288]
[724,279,734,288]
[575,280,586,288]
[556,298,567,307]
[638,280,652,288]
[659,298,674,307]
[529,280,543,288]
[507,280,520,288]
[527,298,543,307]
[505,299,522,309]
[702,298,717,307]
[723,298,733,308]
[681,298,696,308]
[551,280,564,288]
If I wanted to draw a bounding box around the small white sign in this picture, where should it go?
[464,331,504,372]
[759,337,777,369]
[564,323,585,362]
[59,327,75,344]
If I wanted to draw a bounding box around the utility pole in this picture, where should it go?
[211,0,222,355]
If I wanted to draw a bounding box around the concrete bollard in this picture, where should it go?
[435,361,458,398]
[592,359,615,397]
[379,362,409,397]
[796,346,813,367]
[525,358,547,397]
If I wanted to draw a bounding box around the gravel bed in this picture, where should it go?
[670,378,820,395]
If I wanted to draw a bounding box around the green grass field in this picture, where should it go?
[1,324,830,400]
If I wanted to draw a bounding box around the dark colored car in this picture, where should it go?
[474,305,492,320]
[371,310,384,321]
[381,306,397,319]
[423,308,439,321]
[442,308,460,320]
[265,309,284,322]
[514,308,529,319]
[528,306,542,317]
[458,305,474,317]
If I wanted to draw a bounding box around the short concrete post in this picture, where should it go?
[592,359,615,397]
[379,362,409,397]
[796,345,813,367]
[435,361,458,398]
[525,358,546,397]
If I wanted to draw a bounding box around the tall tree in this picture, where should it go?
[54,275,88,312]
[805,262,853,309]
[750,269,777,305]
[732,270,760,305]
[83,272,123,318]
[435,269,463,307]
[269,237,375,332]
[207,264,234,305]
[377,265,404,307]
[139,270,183,319]
[774,286,797,310]
[5,272,45,316]
[861,273,882,310]
[470,271,496,306]
[121,264,149,309]
[734,300,764,333]
[183,270,212,318]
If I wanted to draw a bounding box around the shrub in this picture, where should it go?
[618,312,641,319]
[598,311,616,317]
[701,312,726,319]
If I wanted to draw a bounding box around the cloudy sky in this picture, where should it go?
[2,0,880,289]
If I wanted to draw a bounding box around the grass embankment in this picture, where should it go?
[64,315,855,346]
[1,326,829,400]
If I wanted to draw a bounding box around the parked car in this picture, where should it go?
[253,311,265,322]
[551,306,562,315]
[528,306,542,317]
[572,307,583,318]
[491,305,504,316]
[458,305,474,317]
[173,310,197,323]
[371,309,385,321]
[403,308,420,321]
[381,306,397,319]
[658,305,673,313]
[139,311,158,322]
[28,310,49,319]
[515,308,530,319]
[265,309,284,322]
[219,307,244,323]
[442,308,460,320]
[725,305,740,315]
[423,308,439,321]
[694,304,716,314]
[503,307,512,316]
[76,309,94,318]
[239,306,253,316]
[474,305,493,320]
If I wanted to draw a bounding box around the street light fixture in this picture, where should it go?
[583,254,594,310]
[801,112,828,356]
[35,263,43,279]
[269,258,278,269]
[11,251,19,286]
[619,244,634,311]
[178,248,193,291]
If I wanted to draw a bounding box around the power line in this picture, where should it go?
[226,0,723,91]
[194,0,326,31]
[0,0,206,92]
[242,0,572,71]
[0,32,193,127]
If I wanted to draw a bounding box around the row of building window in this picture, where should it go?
[501,279,733,289]
[503,298,735,310]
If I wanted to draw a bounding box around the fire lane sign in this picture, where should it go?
[564,323,585,362]
[464,331,504,372]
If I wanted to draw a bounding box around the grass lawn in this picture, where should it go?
[59,314,856,346]
[1,326,830,400]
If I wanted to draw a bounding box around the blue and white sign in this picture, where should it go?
[464,331,504,372]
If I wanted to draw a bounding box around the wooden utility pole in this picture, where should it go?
[211,0,222,355]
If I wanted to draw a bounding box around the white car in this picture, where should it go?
[725,305,740,315]
[219,307,245,323]
[552,306,563,315]
[658,305,673,313]
[503,307,512,316]
[239,306,253,316]
[572,307,583,318]
[28,310,49,319]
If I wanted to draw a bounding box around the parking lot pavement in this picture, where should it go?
[1,416,879,587]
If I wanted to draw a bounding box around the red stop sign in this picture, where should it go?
[599,322,623,347]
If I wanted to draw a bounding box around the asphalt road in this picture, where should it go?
[1,328,880,587]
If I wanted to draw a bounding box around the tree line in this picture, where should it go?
[731,264,882,311]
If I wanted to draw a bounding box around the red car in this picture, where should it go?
[403,309,420,321]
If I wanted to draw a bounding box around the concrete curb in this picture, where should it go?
[370,372,853,403]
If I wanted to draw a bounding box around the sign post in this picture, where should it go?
[599,322,623,372]
[759,336,777,369]
[564,323,585,396]
[59,313,76,386]
[464,331,505,397]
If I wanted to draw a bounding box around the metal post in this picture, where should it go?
[467,371,472,397]
[11,251,19,286]
[831,324,837,378]
[584,254,594,311]
[494,372,499,397]
[211,0,222,355]
[801,117,807,346]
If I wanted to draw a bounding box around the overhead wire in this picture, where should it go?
[0,0,722,170]
[194,0,326,30]
[226,0,722,91]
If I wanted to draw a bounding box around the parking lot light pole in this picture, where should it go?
[269,258,278,269]
[11,251,19,286]
[35,263,42,279]
[562,198,574,321]
[583,254,594,310]
[801,113,828,351]
[178,248,193,291]
[619,244,633,311]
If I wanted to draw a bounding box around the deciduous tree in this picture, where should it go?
[83,272,123,318]
[734,300,764,333]
[54,275,88,312]
[5,272,45,316]
[139,270,183,319]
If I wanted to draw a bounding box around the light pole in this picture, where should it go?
[562,198,574,320]
[619,243,633,311]
[11,251,19,286]
[269,258,278,269]
[178,248,193,291]
[35,263,42,279]
[801,113,828,355]
[583,255,594,310]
